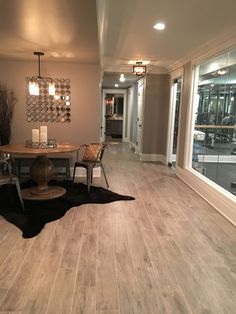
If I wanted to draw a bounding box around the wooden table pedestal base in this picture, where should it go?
[22,155,66,200]
[21,186,66,200]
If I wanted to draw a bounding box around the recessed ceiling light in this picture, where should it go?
[115,84,119,87]
[153,22,165,31]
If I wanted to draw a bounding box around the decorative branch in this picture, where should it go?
[0,84,17,145]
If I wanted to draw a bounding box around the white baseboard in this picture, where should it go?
[139,153,166,163]
[176,167,236,226]
[71,167,101,178]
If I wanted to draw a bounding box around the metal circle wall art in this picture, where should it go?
[25,77,71,123]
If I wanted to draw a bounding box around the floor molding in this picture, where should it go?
[176,166,236,226]
[139,153,165,163]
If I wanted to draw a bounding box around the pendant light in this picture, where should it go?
[132,61,146,76]
[29,51,55,96]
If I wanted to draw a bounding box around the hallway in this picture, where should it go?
[0,143,235,313]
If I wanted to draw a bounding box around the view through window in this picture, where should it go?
[192,47,236,195]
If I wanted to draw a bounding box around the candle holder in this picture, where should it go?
[25,139,57,149]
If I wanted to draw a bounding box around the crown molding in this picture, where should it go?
[168,28,236,72]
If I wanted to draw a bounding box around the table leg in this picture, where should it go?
[21,155,66,200]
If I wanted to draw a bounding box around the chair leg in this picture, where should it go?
[66,159,70,179]
[72,165,77,182]
[14,178,24,210]
[101,164,109,188]
[86,168,91,193]
[90,168,93,184]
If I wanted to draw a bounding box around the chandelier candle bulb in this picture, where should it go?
[32,129,39,142]
[49,82,56,96]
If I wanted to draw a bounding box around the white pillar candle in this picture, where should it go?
[32,129,39,142]
[40,126,48,134]
[40,132,48,143]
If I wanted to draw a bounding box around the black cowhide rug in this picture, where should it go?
[0,180,135,238]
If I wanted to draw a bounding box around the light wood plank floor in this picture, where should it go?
[0,143,236,314]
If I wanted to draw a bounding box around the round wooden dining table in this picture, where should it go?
[0,143,80,200]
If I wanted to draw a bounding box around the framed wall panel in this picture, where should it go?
[25,77,71,123]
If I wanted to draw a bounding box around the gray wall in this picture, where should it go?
[129,84,138,144]
[142,74,170,155]
[0,60,100,146]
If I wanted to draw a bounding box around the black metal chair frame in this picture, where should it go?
[72,143,109,192]
[0,153,24,209]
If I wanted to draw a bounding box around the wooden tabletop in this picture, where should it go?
[0,143,80,156]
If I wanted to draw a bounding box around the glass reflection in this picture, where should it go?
[192,48,236,195]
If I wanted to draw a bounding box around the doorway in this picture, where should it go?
[101,89,127,143]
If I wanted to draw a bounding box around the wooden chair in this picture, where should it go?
[0,153,24,209]
[72,143,109,192]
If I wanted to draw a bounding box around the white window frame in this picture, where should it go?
[166,68,184,166]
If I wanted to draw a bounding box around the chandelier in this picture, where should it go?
[29,51,55,96]
[132,61,146,76]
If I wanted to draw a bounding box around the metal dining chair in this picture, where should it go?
[0,153,24,209]
[72,143,109,192]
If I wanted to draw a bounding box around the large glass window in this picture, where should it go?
[192,47,236,195]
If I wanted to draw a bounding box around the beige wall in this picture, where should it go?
[0,60,100,145]
[142,74,170,155]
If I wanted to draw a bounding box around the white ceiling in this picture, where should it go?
[102,72,139,89]
[0,0,99,63]
[1,0,236,79]
[98,0,236,73]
